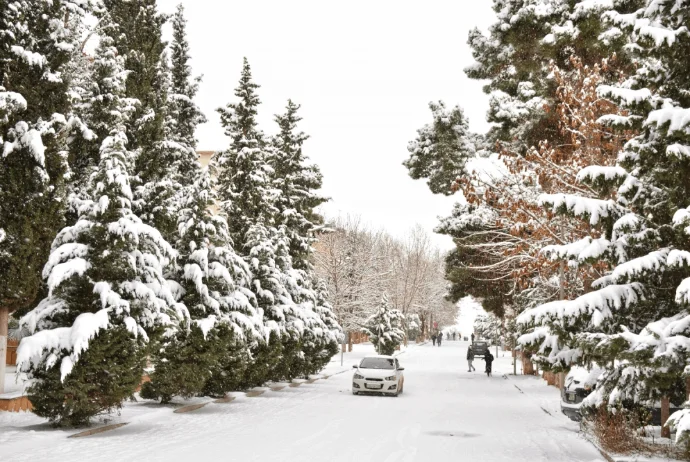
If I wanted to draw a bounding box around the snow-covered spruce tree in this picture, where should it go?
[213,58,278,249]
[466,0,643,150]
[167,3,206,185]
[272,226,339,379]
[403,101,478,196]
[306,278,341,374]
[242,224,297,383]
[517,0,690,437]
[0,0,91,393]
[474,314,502,345]
[270,100,327,270]
[15,28,185,426]
[364,294,405,356]
[141,168,262,402]
[102,0,180,241]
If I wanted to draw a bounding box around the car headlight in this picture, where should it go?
[385,375,396,381]
[354,373,364,380]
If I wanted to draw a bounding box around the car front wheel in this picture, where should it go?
[352,390,358,395]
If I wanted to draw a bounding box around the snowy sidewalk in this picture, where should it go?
[0,341,606,461]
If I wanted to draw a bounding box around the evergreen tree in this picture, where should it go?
[16,27,184,426]
[302,278,340,375]
[213,58,278,250]
[243,224,297,383]
[403,101,478,195]
[0,0,90,393]
[516,0,690,438]
[466,0,643,149]
[169,4,206,153]
[364,294,405,356]
[142,168,262,402]
[103,0,180,241]
[270,100,327,270]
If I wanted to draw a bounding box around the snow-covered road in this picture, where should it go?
[0,341,605,461]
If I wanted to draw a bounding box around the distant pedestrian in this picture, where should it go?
[452,332,457,341]
[471,333,475,343]
[485,351,494,377]
[432,334,436,346]
[437,334,442,347]
[467,348,475,372]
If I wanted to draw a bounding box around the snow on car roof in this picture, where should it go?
[363,354,395,359]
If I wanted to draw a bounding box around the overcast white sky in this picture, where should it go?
[156,0,497,249]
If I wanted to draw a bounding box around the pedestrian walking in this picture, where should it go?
[471,333,475,343]
[437,334,442,347]
[466,348,475,372]
[432,334,437,346]
[485,351,494,377]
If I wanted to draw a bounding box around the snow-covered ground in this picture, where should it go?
[0,341,608,461]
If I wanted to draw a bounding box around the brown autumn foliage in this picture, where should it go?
[453,55,636,307]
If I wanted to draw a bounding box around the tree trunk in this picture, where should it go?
[661,395,671,438]
[0,307,8,394]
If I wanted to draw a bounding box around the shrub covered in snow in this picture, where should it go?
[364,294,405,356]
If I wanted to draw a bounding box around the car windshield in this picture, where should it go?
[359,358,395,370]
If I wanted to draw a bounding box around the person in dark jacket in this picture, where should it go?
[471,333,475,343]
[437,334,442,347]
[485,351,494,377]
[467,348,475,372]
[432,334,436,346]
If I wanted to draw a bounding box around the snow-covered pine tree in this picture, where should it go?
[15,25,185,426]
[103,0,180,241]
[474,314,502,345]
[517,0,690,438]
[364,294,405,356]
[167,3,206,185]
[243,224,297,383]
[270,100,327,270]
[0,0,91,393]
[466,0,643,150]
[272,226,339,379]
[213,58,278,251]
[307,278,341,374]
[403,101,477,196]
[141,167,262,402]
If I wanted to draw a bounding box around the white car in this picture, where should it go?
[352,355,405,396]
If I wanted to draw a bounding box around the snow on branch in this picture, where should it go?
[517,283,644,328]
[538,193,623,225]
[576,165,628,185]
[17,309,111,382]
[541,236,611,263]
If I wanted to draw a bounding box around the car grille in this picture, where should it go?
[366,378,383,382]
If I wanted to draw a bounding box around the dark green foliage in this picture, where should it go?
[102,0,167,154]
[403,101,477,196]
[214,58,278,250]
[0,0,83,314]
[169,3,206,153]
[235,332,281,391]
[143,324,246,402]
[28,327,146,427]
[270,100,328,270]
[102,0,178,241]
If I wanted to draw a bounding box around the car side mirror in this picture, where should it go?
[398,367,405,371]
[352,365,358,368]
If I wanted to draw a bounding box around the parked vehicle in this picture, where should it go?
[471,341,489,358]
[560,366,682,424]
[352,355,405,397]
[561,366,602,422]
